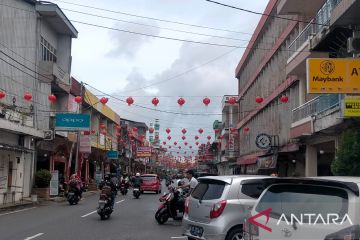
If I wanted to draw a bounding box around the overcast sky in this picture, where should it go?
[52,0,268,155]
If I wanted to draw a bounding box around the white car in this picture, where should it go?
[243,177,360,240]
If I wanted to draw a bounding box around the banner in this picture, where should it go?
[344,99,360,117]
[137,147,152,158]
[257,154,277,169]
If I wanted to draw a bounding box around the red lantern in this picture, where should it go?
[126,97,134,106]
[195,142,199,146]
[214,129,220,134]
[184,142,188,146]
[100,123,106,129]
[195,136,199,140]
[243,127,250,132]
[48,94,57,103]
[163,141,166,145]
[132,127,138,132]
[149,127,154,133]
[230,128,237,134]
[280,95,289,103]
[128,133,133,138]
[182,129,187,134]
[151,97,159,106]
[74,96,82,104]
[207,141,211,145]
[189,146,192,149]
[184,151,187,154]
[218,135,223,140]
[116,132,121,137]
[174,142,177,146]
[101,130,107,135]
[207,136,211,140]
[0,91,5,99]
[24,92,32,101]
[182,136,186,140]
[116,125,121,131]
[83,130,90,135]
[198,128,203,134]
[100,97,109,104]
[203,97,210,106]
[91,130,96,134]
[169,146,172,149]
[166,128,171,134]
[177,97,185,106]
[228,97,237,105]
[179,146,181,149]
[167,136,171,140]
[255,96,264,104]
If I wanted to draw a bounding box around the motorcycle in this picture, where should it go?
[120,184,128,195]
[97,186,113,220]
[133,187,141,199]
[67,182,81,205]
[155,186,185,224]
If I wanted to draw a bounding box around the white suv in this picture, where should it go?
[243,177,360,240]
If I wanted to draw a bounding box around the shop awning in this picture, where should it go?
[0,143,33,153]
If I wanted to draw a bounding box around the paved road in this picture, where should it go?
[0,189,186,240]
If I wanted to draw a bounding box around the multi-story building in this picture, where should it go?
[236,0,360,177]
[0,0,77,204]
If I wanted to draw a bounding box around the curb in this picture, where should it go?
[0,202,37,213]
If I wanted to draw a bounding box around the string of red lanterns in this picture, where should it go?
[0,91,6,99]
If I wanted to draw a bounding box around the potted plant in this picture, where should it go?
[32,169,52,200]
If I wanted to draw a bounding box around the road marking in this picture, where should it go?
[116,200,125,204]
[171,237,186,239]
[24,233,44,240]
[81,210,97,218]
[0,207,37,217]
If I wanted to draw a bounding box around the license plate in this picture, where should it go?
[190,225,203,237]
[68,192,74,195]
[134,188,139,191]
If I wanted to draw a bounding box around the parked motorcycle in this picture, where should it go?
[97,186,113,220]
[155,186,185,224]
[133,187,141,199]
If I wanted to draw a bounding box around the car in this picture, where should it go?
[182,175,274,240]
[140,174,162,194]
[195,172,218,178]
[243,177,360,240]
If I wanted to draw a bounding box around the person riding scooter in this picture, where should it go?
[119,179,129,195]
[68,174,83,198]
[99,174,117,208]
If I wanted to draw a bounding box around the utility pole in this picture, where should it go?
[74,82,83,175]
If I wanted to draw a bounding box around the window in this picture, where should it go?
[141,176,156,182]
[41,37,57,62]
[191,180,226,200]
[255,184,349,223]
[241,182,266,199]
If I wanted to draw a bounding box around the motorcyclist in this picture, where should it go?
[131,173,143,189]
[68,174,83,199]
[99,174,117,208]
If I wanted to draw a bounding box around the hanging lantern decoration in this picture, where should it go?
[228,97,237,105]
[48,94,57,103]
[207,136,211,140]
[177,97,185,106]
[195,136,199,140]
[74,96,82,104]
[101,130,107,135]
[280,95,289,103]
[207,141,211,145]
[214,129,220,134]
[255,96,264,104]
[126,97,134,106]
[151,97,159,107]
[128,133,133,138]
[218,135,223,140]
[179,146,181,149]
[24,92,33,101]
[195,142,199,146]
[100,97,109,105]
[182,128,187,134]
[169,146,172,149]
[163,141,166,145]
[155,135,159,139]
[189,146,192,149]
[0,91,6,99]
[100,123,106,129]
[166,128,171,134]
[91,130,96,134]
[174,142,177,146]
[243,127,250,133]
[230,128,237,134]
[184,142,188,146]
[182,136,186,140]
[132,127,138,132]
[116,132,121,137]
[167,136,171,140]
[203,97,210,106]
[148,127,154,133]
[198,128,203,134]
[116,125,121,131]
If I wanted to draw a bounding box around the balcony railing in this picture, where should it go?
[292,94,341,123]
[288,0,342,54]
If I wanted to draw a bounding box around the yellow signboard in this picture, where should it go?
[344,99,360,117]
[307,58,360,93]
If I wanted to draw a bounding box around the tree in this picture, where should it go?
[35,169,52,188]
[331,129,360,176]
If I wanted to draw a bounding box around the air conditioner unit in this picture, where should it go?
[348,32,360,53]
[44,130,54,141]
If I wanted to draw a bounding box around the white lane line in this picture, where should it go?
[24,233,44,240]
[0,207,37,217]
[81,210,97,218]
[171,237,186,239]
[116,200,125,204]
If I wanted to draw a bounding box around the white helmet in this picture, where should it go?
[136,173,140,177]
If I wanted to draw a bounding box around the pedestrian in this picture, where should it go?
[178,170,198,194]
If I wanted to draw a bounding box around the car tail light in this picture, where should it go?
[324,225,360,240]
[184,197,190,214]
[210,200,227,219]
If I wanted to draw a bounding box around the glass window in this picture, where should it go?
[241,182,266,199]
[191,180,226,200]
[141,176,157,181]
[40,36,57,62]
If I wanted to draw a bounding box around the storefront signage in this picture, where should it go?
[80,135,91,153]
[50,171,59,196]
[137,147,152,158]
[344,99,360,117]
[307,58,360,93]
[257,154,277,169]
[255,133,272,149]
[55,113,90,131]
[107,150,119,159]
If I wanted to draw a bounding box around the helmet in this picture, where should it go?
[104,174,111,181]
[177,180,185,187]
[136,173,140,177]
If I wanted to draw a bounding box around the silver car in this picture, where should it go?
[182,175,273,240]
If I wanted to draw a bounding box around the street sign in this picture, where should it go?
[55,113,90,131]
[107,150,119,159]
[344,99,360,117]
[137,147,152,158]
[307,58,360,93]
[255,133,272,149]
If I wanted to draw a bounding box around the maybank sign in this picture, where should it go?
[307,58,360,94]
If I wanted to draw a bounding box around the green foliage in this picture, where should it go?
[331,130,360,176]
[35,169,52,188]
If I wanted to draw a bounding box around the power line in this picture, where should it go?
[50,0,254,35]
[205,0,328,26]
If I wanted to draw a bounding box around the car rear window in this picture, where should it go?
[141,176,156,181]
[241,182,266,199]
[191,180,226,200]
[255,184,349,222]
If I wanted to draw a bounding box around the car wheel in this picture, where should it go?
[187,238,197,240]
[226,227,243,240]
